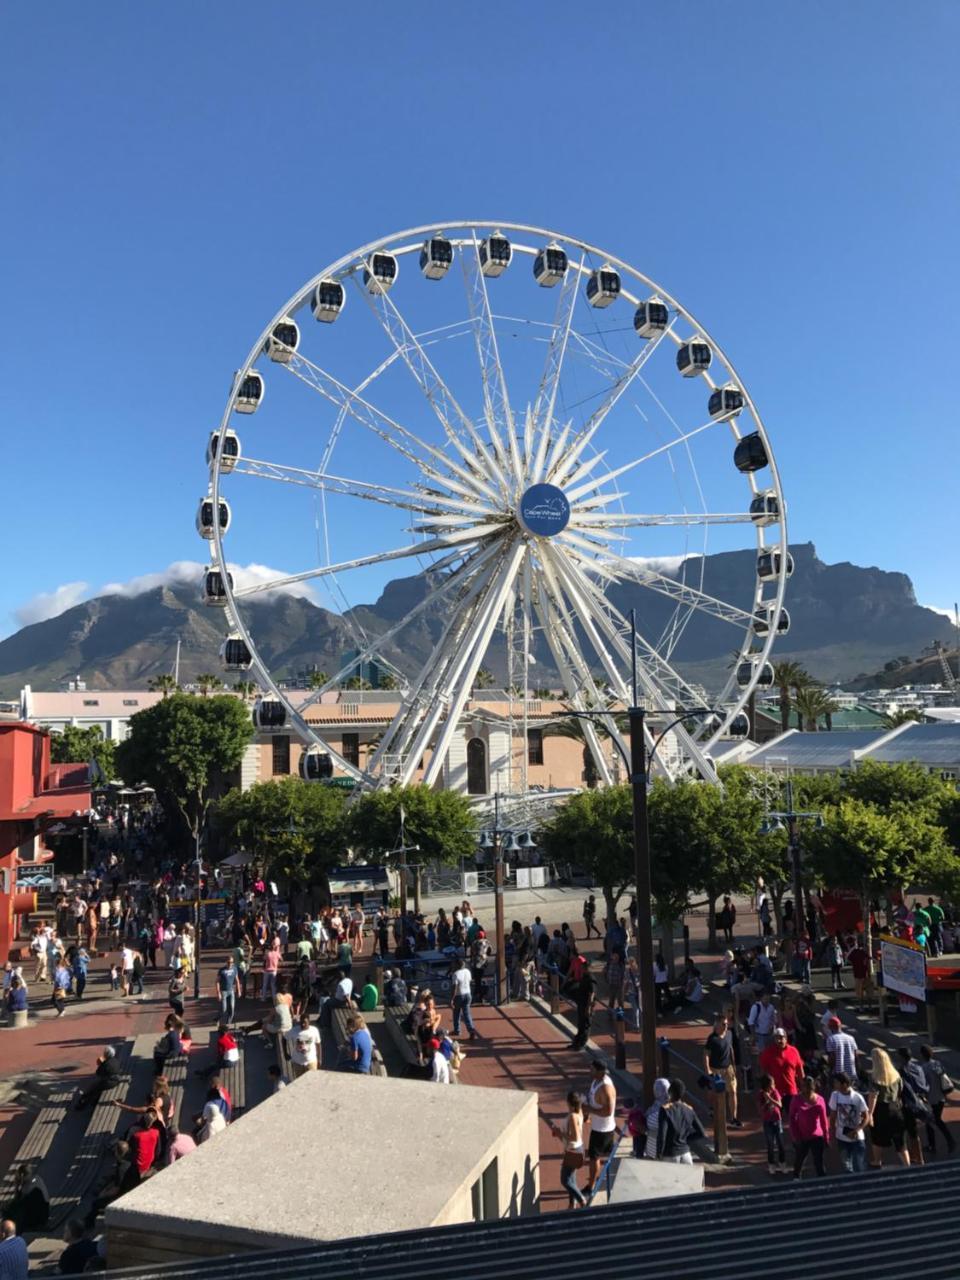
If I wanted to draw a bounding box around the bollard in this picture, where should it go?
[712,1074,729,1161]
[614,1007,626,1070]
[683,924,691,966]
[549,969,561,1015]
[658,1035,671,1080]
[11,1008,28,1030]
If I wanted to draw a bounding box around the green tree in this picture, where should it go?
[115,693,252,846]
[148,674,179,697]
[882,708,923,729]
[48,724,116,780]
[772,661,810,733]
[473,667,495,691]
[793,685,839,732]
[195,673,224,697]
[343,676,372,691]
[540,785,635,925]
[232,680,258,700]
[214,776,347,882]
[843,759,949,816]
[348,786,476,866]
[377,672,399,691]
[307,671,330,690]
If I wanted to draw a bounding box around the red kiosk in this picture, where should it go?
[0,722,91,961]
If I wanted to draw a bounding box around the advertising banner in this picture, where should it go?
[880,934,927,1003]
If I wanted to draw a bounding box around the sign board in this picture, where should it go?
[323,778,357,791]
[880,934,927,1003]
[462,871,479,895]
[515,867,531,890]
[167,898,229,929]
[530,866,546,889]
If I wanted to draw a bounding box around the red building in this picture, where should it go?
[0,722,91,960]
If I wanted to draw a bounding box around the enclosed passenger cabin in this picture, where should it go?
[757,549,794,581]
[220,633,252,671]
[734,432,768,473]
[479,232,511,277]
[533,242,568,287]
[363,252,399,294]
[196,497,231,540]
[206,429,240,473]
[749,490,780,526]
[201,568,232,607]
[736,657,775,688]
[676,338,712,377]
[311,278,345,323]
[235,370,264,414]
[753,605,791,636]
[634,297,669,339]
[265,318,300,363]
[253,696,287,733]
[708,383,745,420]
[300,745,334,781]
[585,265,621,308]
[420,235,454,280]
[728,712,751,737]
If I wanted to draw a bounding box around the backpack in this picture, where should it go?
[901,1069,931,1120]
[626,1105,647,1137]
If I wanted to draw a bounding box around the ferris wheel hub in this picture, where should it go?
[516,483,571,538]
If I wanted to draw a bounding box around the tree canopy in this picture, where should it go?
[347,786,476,866]
[115,693,252,839]
[49,723,116,780]
[214,776,347,882]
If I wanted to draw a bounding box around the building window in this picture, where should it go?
[271,735,291,776]
[342,733,360,767]
[467,737,487,795]
[470,1157,499,1222]
[82,699,99,706]
[122,699,139,707]
[527,728,544,766]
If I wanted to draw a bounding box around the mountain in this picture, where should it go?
[0,542,953,697]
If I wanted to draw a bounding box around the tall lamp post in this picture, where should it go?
[193,826,203,1001]
[558,610,740,1105]
[760,773,823,943]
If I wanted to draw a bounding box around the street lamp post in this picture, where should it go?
[762,775,822,944]
[193,827,203,1001]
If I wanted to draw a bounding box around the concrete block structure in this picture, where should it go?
[106,1071,539,1268]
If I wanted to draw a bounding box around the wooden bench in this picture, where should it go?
[0,1080,78,1208]
[47,1041,133,1229]
[218,1037,245,1119]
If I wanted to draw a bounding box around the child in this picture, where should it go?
[757,1072,786,1175]
[109,964,120,992]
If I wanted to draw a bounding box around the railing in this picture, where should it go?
[586,1126,626,1206]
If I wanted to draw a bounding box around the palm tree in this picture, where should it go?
[343,676,372,691]
[473,667,496,691]
[148,673,179,698]
[378,673,399,691]
[793,685,838,731]
[882,707,923,729]
[307,671,329,690]
[232,680,258,700]
[542,704,627,789]
[771,661,810,733]
[195,673,223,697]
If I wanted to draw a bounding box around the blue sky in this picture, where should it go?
[2,1,958,639]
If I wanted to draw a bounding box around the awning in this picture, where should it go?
[220,851,254,867]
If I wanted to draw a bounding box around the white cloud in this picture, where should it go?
[629,555,691,577]
[10,560,320,632]
[924,604,957,621]
[15,581,91,627]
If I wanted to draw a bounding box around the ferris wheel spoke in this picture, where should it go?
[529,573,617,785]
[571,511,754,530]
[283,350,495,508]
[351,275,508,505]
[558,530,753,629]
[529,251,586,471]
[461,234,519,486]
[563,416,720,502]
[231,527,504,600]
[298,540,503,716]
[233,457,492,519]
[548,320,678,486]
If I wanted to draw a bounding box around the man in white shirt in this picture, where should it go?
[828,1070,869,1173]
[30,929,49,984]
[285,1015,321,1077]
[748,992,779,1052]
[120,946,135,997]
[332,970,354,1008]
[450,961,480,1041]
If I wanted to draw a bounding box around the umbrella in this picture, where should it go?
[220,851,254,867]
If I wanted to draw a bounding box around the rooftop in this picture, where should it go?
[747,729,897,769]
[861,721,960,764]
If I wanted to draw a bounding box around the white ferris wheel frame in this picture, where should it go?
[207,220,789,792]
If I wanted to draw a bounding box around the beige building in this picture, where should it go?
[243,689,622,797]
[106,1071,540,1267]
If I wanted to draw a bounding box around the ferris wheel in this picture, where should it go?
[200,221,789,792]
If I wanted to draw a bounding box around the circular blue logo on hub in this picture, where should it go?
[517,483,571,537]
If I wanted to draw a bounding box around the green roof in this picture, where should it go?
[828,706,887,729]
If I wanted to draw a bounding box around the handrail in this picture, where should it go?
[586,1125,626,1206]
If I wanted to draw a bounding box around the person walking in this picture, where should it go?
[450,958,480,1041]
[825,1017,859,1082]
[285,1014,320,1078]
[828,1071,869,1173]
[570,961,596,1051]
[215,956,240,1026]
[71,947,90,1001]
[759,1028,804,1128]
[550,1092,588,1208]
[583,1060,617,1191]
[260,935,281,1001]
[757,1073,787,1174]
[789,1076,828,1178]
[828,934,847,990]
[919,1044,956,1155]
[703,1014,741,1128]
[866,1047,909,1168]
[582,895,601,941]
